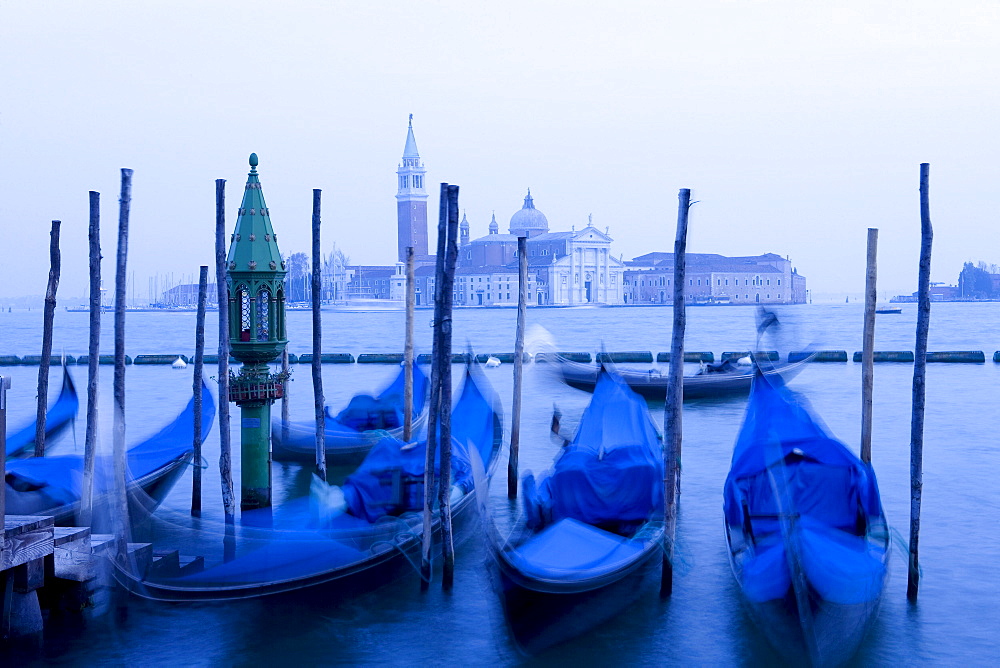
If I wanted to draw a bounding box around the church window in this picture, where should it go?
[698,279,701,286]
[725,279,729,286]
[467,252,471,259]
[507,293,510,300]
[575,274,579,284]
[413,175,423,188]
[689,279,693,286]
[777,279,781,285]
[531,250,536,256]
[767,279,770,286]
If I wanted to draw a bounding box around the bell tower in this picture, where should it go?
[396,114,429,262]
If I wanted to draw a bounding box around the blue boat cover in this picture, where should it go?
[171,532,368,585]
[724,373,886,604]
[5,380,215,504]
[508,517,646,581]
[327,362,429,432]
[6,368,79,457]
[342,369,498,522]
[523,370,663,529]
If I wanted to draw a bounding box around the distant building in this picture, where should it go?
[346,118,804,307]
[347,119,625,306]
[623,252,807,305]
[892,283,960,302]
[159,283,219,307]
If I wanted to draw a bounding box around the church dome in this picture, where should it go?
[509,189,548,235]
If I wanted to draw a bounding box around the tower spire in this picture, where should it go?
[396,116,429,261]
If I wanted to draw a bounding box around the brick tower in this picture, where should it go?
[396,114,429,262]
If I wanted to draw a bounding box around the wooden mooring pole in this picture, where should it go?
[508,235,528,499]
[216,179,236,525]
[311,189,327,482]
[439,183,459,589]
[81,193,101,526]
[908,163,933,601]
[34,220,61,457]
[861,228,878,464]
[403,246,415,442]
[112,168,133,566]
[661,187,690,597]
[281,349,290,446]
[191,265,208,516]
[1,375,9,525]
[421,183,449,588]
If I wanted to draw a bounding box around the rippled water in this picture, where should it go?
[2,303,998,665]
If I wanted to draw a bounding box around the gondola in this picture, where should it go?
[4,380,215,525]
[723,370,889,666]
[6,366,79,458]
[489,370,664,654]
[553,354,811,400]
[271,362,429,466]
[119,364,502,601]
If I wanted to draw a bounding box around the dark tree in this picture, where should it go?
[958,261,993,299]
[284,251,310,301]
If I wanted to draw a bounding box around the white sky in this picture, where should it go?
[2,1,998,299]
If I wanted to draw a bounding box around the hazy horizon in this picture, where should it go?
[3,2,998,300]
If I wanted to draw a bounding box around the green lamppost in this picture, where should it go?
[226,153,288,511]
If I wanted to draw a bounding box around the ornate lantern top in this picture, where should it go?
[226,153,288,367]
[227,153,285,278]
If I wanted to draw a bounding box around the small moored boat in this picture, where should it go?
[5,366,79,458]
[489,370,664,654]
[271,362,429,466]
[4,380,214,525]
[723,371,890,666]
[554,354,811,401]
[119,365,503,602]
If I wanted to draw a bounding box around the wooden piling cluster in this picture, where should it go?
[421,183,460,589]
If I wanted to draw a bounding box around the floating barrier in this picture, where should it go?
[926,351,985,363]
[134,354,190,365]
[0,355,21,366]
[852,351,914,363]
[789,350,847,363]
[202,354,239,364]
[656,352,714,363]
[994,351,1000,363]
[358,353,405,364]
[596,351,654,364]
[475,353,530,364]
[415,353,472,364]
[18,355,77,366]
[535,352,593,363]
[297,353,354,364]
[77,354,131,365]
[721,351,779,362]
